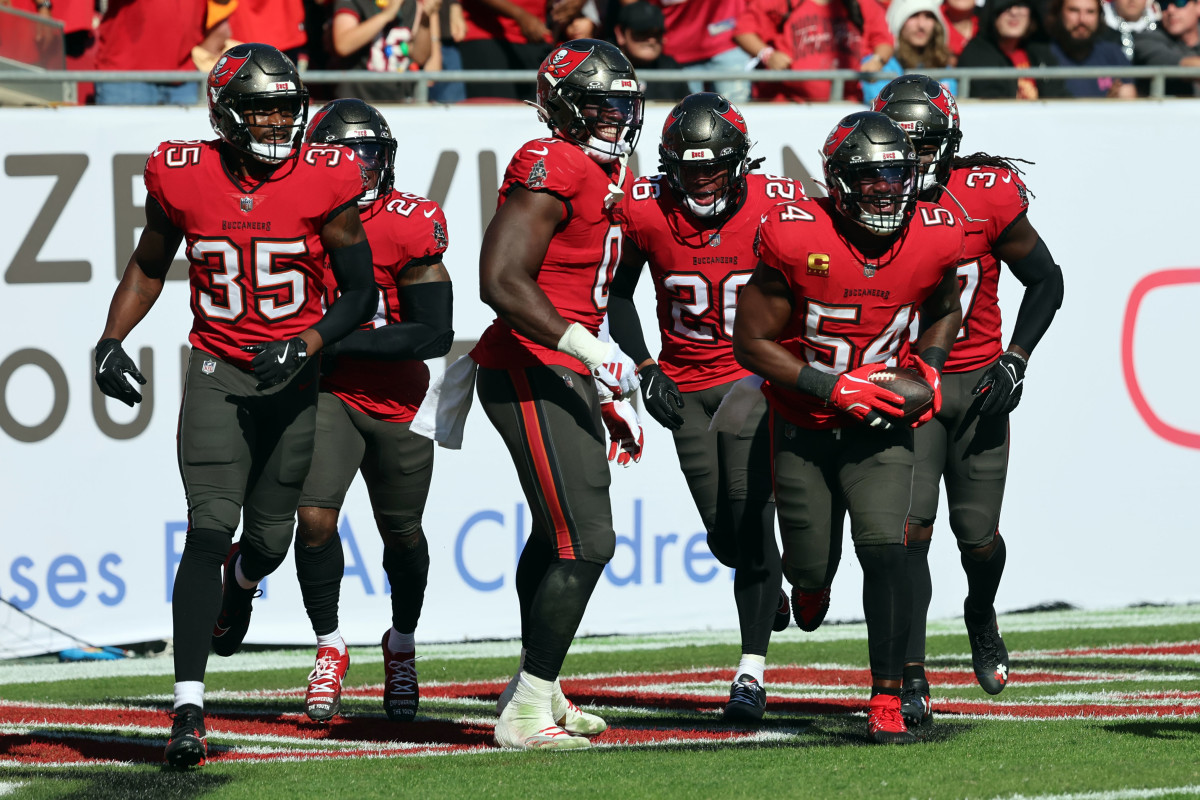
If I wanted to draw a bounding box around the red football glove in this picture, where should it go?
[829,363,906,431]
[905,353,942,426]
[600,399,644,467]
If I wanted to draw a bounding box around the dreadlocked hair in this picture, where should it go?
[952,152,1035,174]
[842,0,865,31]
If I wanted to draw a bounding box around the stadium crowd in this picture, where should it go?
[2,0,1196,100]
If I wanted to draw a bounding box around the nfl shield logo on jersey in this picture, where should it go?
[562,374,574,389]
[239,196,254,214]
[202,359,217,375]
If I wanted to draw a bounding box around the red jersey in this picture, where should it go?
[939,164,1031,373]
[320,191,450,423]
[228,0,308,53]
[471,137,632,375]
[754,196,964,429]
[734,0,891,102]
[461,0,547,43]
[144,140,366,369]
[644,0,745,64]
[95,0,207,71]
[623,172,805,392]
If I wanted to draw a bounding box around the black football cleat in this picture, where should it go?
[212,542,260,658]
[792,586,831,632]
[723,674,767,725]
[773,589,791,632]
[164,704,207,768]
[964,601,1010,694]
[867,693,916,744]
[900,677,932,727]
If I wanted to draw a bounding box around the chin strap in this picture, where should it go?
[605,153,628,209]
[936,183,989,224]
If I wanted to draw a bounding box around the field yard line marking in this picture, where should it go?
[6,605,1200,686]
[0,782,23,796]
[989,785,1200,800]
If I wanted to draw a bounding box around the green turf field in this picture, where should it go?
[2,604,1199,799]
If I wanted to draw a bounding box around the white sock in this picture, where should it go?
[511,671,553,713]
[233,555,258,591]
[174,681,205,710]
[387,628,415,652]
[735,654,767,685]
[316,629,346,655]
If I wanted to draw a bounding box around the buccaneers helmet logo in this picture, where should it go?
[544,47,592,81]
[208,53,250,93]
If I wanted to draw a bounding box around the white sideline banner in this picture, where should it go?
[1,101,1198,657]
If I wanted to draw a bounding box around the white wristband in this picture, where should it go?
[556,322,611,371]
[757,46,775,62]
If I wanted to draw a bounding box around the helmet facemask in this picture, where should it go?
[345,138,397,206]
[235,93,308,165]
[829,162,919,236]
[664,152,748,218]
[562,87,643,164]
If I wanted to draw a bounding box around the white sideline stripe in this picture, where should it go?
[3,605,1199,686]
[989,785,1200,800]
[0,783,24,796]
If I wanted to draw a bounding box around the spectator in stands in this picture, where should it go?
[326,0,437,103]
[614,2,690,101]
[957,0,1068,98]
[458,0,551,101]
[93,0,230,105]
[429,0,467,103]
[621,0,751,103]
[229,0,308,67]
[1047,0,1136,96]
[2,0,98,103]
[1103,0,1159,60]
[863,0,959,100]
[1133,0,1200,95]
[551,0,601,41]
[943,0,980,56]
[733,0,893,103]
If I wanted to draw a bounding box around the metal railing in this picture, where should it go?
[1,65,1198,104]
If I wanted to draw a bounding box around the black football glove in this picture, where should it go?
[638,363,685,431]
[242,336,308,390]
[94,338,146,407]
[319,340,339,378]
[972,352,1027,416]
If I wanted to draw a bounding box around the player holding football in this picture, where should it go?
[606,92,797,725]
[872,75,1064,725]
[93,44,377,768]
[732,111,964,744]
[294,99,454,724]
[470,39,644,750]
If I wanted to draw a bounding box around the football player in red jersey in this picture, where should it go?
[293,99,454,724]
[93,43,377,768]
[606,93,800,725]
[872,75,1064,725]
[732,111,964,744]
[469,39,643,750]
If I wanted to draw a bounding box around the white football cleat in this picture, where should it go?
[552,681,606,736]
[494,675,590,751]
[497,673,606,736]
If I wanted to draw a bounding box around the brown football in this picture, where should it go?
[869,367,934,424]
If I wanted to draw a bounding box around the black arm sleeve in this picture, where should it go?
[795,365,838,401]
[312,240,378,346]
[332,281,455,361]
[606,261,653,365]
[1005,237,1064,356]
